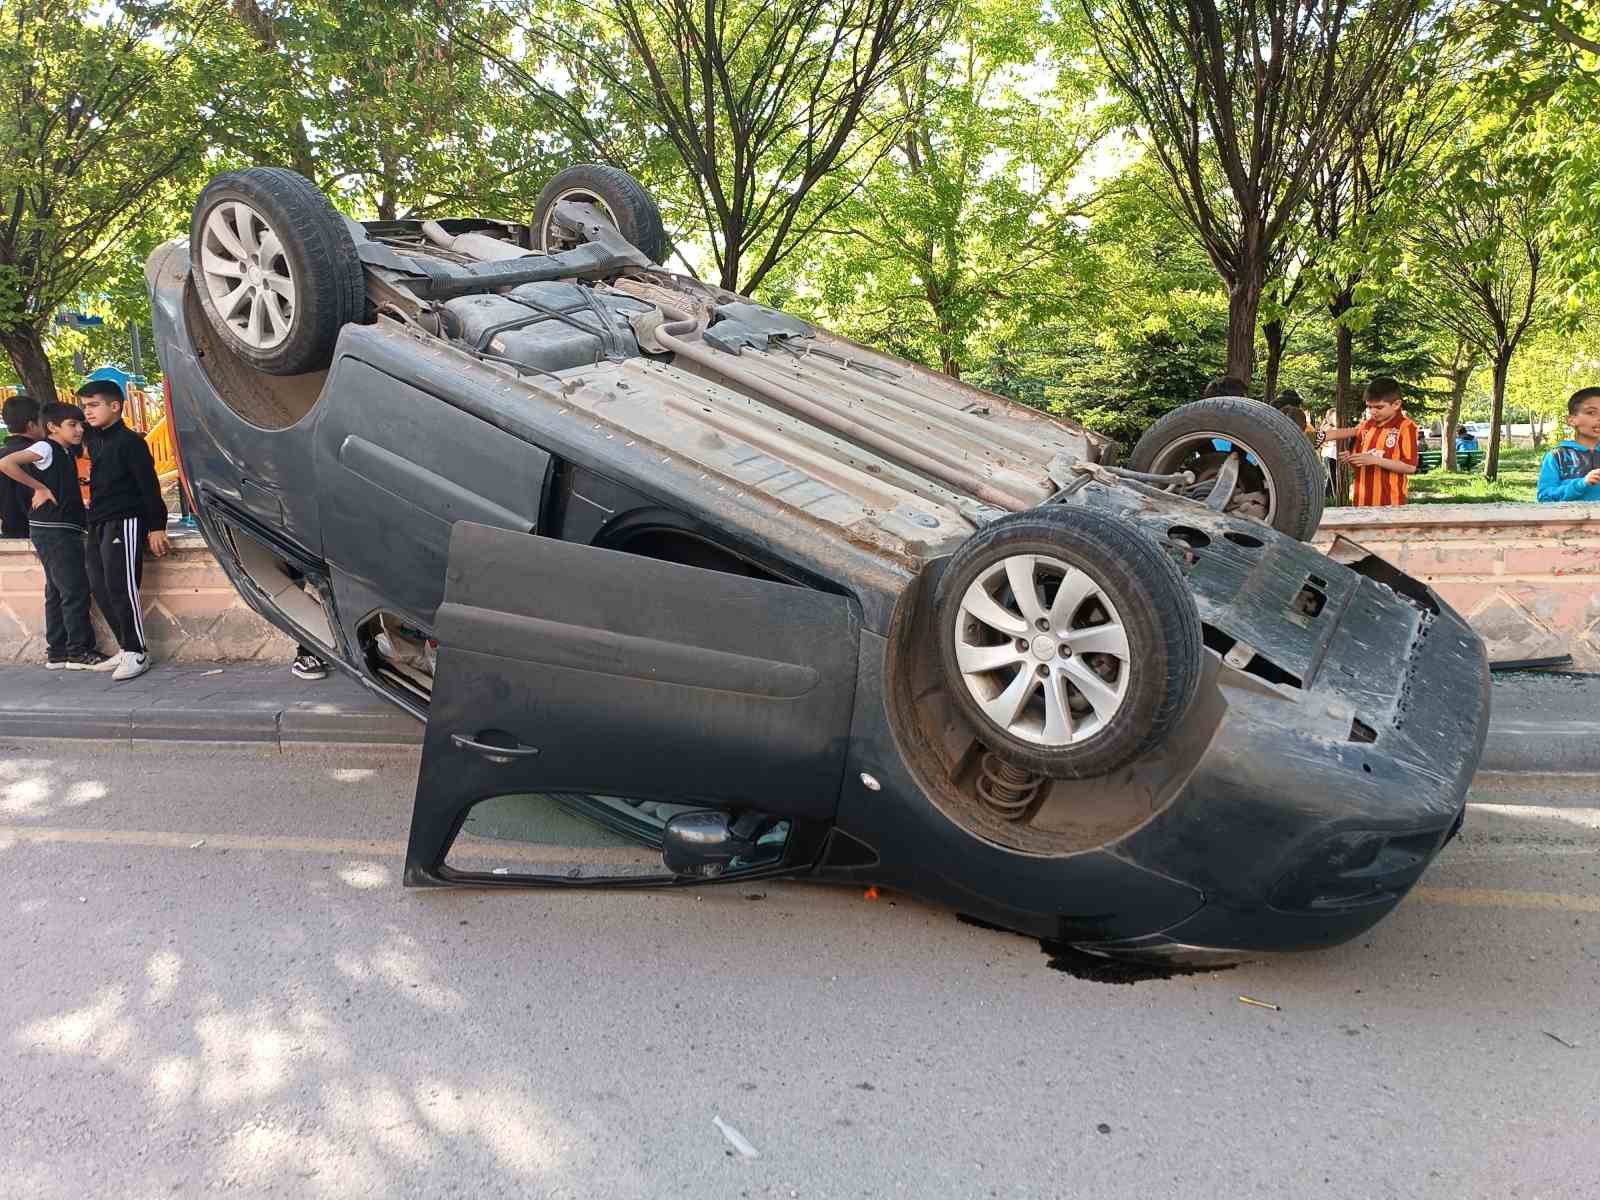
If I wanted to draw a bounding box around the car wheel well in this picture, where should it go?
[182,278,329,431]
[595,511,784,584]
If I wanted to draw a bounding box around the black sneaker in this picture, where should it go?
[292,653,328,681]
[65,651,114,671]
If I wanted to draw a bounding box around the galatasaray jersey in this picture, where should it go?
[1352,414,1419,507]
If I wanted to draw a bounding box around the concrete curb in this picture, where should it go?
[0,704,420,747]
[1480,720,1600,776]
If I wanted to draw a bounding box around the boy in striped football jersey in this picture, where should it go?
[1324,377,1419,507]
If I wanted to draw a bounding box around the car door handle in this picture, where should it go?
[450,732,540,763]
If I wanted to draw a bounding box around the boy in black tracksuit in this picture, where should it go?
[0,402,112,668]
[2,393,44,538]
[77,380,170,680]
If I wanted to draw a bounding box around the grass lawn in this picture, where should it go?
[1406,445,1541,505]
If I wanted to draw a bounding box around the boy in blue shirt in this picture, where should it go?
[1536,388,1600,502]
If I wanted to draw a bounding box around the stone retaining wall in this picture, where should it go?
[4,503,1595,668]
[1,531,291,664]
[1316,502,1600,669]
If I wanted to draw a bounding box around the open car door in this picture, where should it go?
[405,522,862,886]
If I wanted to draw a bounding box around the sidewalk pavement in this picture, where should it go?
[0,660,1593,772]
[0,660,418,747]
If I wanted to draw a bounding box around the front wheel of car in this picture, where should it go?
[1127,397,1325,540]
[189,168,365,376]
[935,507,1203,780]
[532,164,668,264]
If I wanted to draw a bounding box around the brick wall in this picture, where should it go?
[5,503,1594,668]
[1317,502,1600,669]
[1,531,292,663]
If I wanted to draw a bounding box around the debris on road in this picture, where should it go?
[1543,1030,1579,1049]
[713,1115,759,1159]
[199,669,223,677]
[1238,995,1281,1011]
[190,839,206,849]
[864,886,880,901]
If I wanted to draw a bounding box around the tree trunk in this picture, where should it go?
[1261,318,1285,405]
[1,325,57,402]
[1443,356,1472,473]
[1487,351,1510,481]
[1331,295,1355,504]
[1225,275,1262,384]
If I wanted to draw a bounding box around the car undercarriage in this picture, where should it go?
[148,164,1489,960]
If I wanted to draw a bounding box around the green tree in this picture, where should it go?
[207,0,560,220]
[488,0,950,294]
[1082,0,1424,385]
[1502,323,1600,446]
[0,0,222,399]
[973,159,1233,446]
[1402,134,1564,478]
[797,0,1108,378]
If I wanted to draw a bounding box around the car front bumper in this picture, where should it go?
[1094,553,1488,958]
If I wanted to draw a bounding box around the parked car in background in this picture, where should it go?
[147,165,1488,962]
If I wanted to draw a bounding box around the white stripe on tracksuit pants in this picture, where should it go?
[85,517,146,655]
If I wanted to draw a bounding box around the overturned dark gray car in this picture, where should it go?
[147,164,1487,961]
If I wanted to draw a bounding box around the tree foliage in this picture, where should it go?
[486,0,951,293]
[205,0,560,220]
[795,0,1108,377]
[1083,0,1424,383]
[0,0,224,398]
[1402,127,1563,477]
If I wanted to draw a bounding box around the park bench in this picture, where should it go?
[1417,447,1484,474]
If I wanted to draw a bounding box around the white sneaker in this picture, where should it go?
[112,651,150,681]
[90,651,123,673]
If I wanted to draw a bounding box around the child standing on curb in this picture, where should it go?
[1323,377,1420,507]
[2,394,44,539]
[0,402,114,669]
[77,380,170,681]
[1536,388,1600,502]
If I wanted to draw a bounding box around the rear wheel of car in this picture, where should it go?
[935,507,1202,780]
[533,164,667,264]
[1127,397,1325,540]
[189,168,365,376]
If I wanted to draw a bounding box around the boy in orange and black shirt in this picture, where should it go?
[1322,376,1419,507]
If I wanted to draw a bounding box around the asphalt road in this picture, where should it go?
[2,742,1596,1199]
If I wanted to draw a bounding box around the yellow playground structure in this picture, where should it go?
[1,383,179,484]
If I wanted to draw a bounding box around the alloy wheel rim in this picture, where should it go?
[953,553,1131,747]
[200,201,295,351]
[1148,430,1280,522]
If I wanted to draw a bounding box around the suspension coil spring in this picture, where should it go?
[975,751,1046,821]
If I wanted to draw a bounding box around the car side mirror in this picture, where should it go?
[661,811,763,878]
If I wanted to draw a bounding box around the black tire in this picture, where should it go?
[189,168,364,376]
[1127,397,1325,540]
[533,164,667,264]
[935,507,1202,780]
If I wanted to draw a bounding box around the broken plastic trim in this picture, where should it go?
[1325,536,1440,615]
[1203,625,1304,690]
